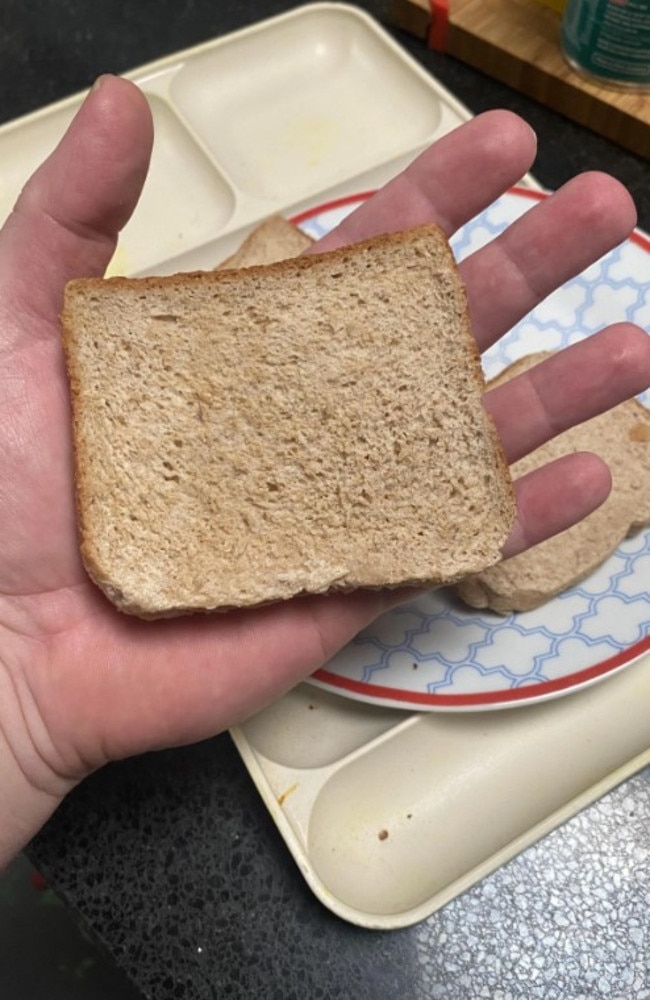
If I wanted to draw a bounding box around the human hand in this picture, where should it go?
[1,75,649,864]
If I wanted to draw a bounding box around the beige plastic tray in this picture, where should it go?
[0,3,478,276]
[231,660,650,929]
[2,2,647,932]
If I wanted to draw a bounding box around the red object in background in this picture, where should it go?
[429,0,449,51]
[30,870,48,891]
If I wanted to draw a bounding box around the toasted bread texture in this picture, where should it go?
[217,216,313,269]
[455,351,650,614]
[62,224,515,617]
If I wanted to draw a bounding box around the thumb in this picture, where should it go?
[0,75,153,341]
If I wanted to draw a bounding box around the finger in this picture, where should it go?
[462,171,637,352]
[0,75,153,342]
[486,324,650,464]
[309,110,537,252]
[503,452,611,559]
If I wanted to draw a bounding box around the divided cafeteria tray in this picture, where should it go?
[3,2,649,930]
[0,2,476,277]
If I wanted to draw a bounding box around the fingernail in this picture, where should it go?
[91,74,113,94]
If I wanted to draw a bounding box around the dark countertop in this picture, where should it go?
[2,2,650,998]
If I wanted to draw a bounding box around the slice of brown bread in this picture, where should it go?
[455,351,650,614]
[61,224,515,618]
[217,216,313,269]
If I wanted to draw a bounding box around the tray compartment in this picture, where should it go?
[302,659,650,920]
[169,5,444,203]
[239,682,409,769]
[0,5,476,279]
[111,95,236,274]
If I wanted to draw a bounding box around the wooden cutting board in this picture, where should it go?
[388,0,650,159]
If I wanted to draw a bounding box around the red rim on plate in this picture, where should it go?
[292,186,650,711]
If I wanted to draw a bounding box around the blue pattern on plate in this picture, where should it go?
[304,190,650,708]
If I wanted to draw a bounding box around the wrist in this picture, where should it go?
[0,666,76,870]
[0,735,70,870]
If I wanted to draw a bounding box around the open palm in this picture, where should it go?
[1,77,649,860]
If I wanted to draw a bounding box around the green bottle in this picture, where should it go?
[561,0,650,89]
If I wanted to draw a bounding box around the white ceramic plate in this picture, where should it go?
[295,188,650,711]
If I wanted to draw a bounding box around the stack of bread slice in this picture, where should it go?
[455,351,650,613]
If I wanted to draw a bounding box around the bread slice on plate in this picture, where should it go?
[61,223,515,618]
[455,351,650,614]
[216,215,313,269]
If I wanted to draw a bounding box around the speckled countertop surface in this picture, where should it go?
[2,2,650,998]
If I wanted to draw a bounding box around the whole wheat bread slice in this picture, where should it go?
[62,224,515,618]
[217,216,313,269]
[455,351,650,614]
